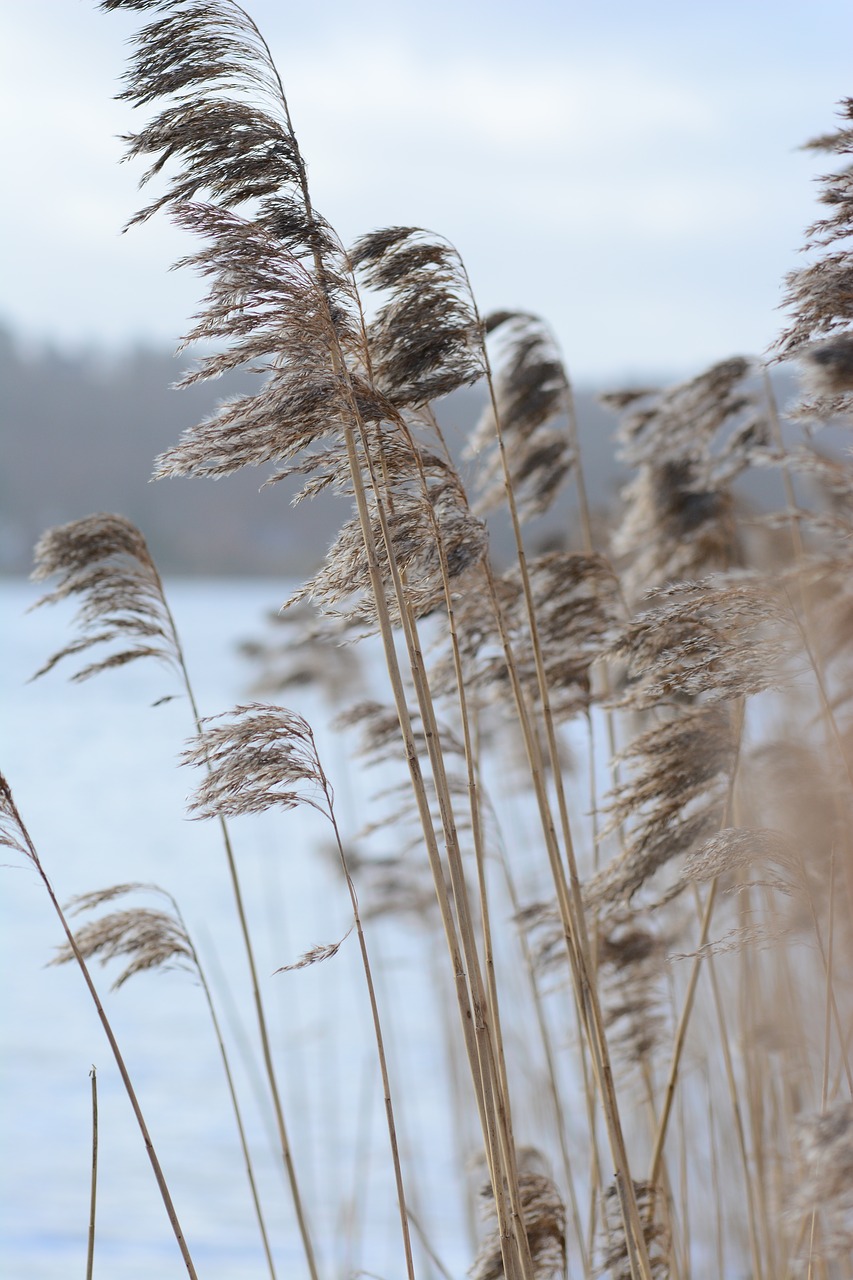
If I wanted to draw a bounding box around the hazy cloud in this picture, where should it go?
[2,0,851,378]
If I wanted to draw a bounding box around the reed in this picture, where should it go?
[7,3,853,1276]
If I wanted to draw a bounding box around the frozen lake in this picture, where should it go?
[1,577,492,1280]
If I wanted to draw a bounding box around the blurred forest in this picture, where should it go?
[2,321,795,577]
[1,321,634,576]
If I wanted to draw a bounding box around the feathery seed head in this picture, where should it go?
[798,334,853,396]
[470,1153,566,1280]
[183,703,328,820]
[469,311,575,521]
[595,1179,669,1279]
[30,514,180,683]
[605,574,797,709]
[792,1104,853,1258]
[0,774,31,862]
[587,706,736,908]
[351,226,485,407]
[289,452,487,628]
[50,883,196,991]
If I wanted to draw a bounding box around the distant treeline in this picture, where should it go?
[2,322,792,576]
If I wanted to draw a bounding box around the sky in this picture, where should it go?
[2,0,851,382]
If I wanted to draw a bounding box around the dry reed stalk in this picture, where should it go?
[293,202,526,1279]
[472,312,659,1275]
[326,304,534,1280]
[497,841,591,1277]
[184,703,417,1280]
[351,920,446,1280]
[448,563,614,1269]
[598,368,780,1263]
[350,469,519,1279]
[335,420,523,1280]
[673,1084,687,1280]
[637,713,792,1280]
[30,512,312,1279]
[769,126,853,1239]
[472,549,653,1275]
[705,1068,725,1276]
[350,240,635,1279]
[433,379,652,1267]
[644,701,746,1176]
[51,882,279,1279]
[384,432,530,1258]
[87,1066,98,1280]
[700,894,766,1280]
[0,776,200,1280]
[622,601,781,1279]
[410,586,537,1280]
[805,853,839,1280]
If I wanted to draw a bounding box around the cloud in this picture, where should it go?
[1,2,850,378]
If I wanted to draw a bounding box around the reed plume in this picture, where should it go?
[468,311,575,521]
[777,100,853,396]
[30,513,180,682]
[588,706,736,909]
[350,226,485,407]
[184,703,328,818]
[793,1103,853,1260]
[595,1180,669,1280]
[470,1152,567,1280]
[51,897,195,989]
[239,601,357,702]
[604,574,797,709]
[99,7,551,1274]
[605,359,767,598]
[50,881,279,1277]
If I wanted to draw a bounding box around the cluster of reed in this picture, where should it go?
[4,2,853,1277]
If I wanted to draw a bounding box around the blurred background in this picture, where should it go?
[4,0,852,373]
[2,0,852,576]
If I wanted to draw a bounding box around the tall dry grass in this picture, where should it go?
[5,2,853,1276]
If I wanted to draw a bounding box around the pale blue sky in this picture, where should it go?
[2,0,851,380]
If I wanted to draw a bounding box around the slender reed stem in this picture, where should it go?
[703,917,765,1280]
[86,1065,98,1280]
[194,949,278,1279]
[806,851,838,1280]
[314,752,416,1280]
[648,696,746,1187]
[481,510,651,1275]
[277,68,521,1270]
[467,293,653,1279]
[156,584,318,1280]
[333,388,530,1280]
[2,780,199,1280]
[707,1068,725,1278]
[495,835,591,1277]
[407,1207,456,1280]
